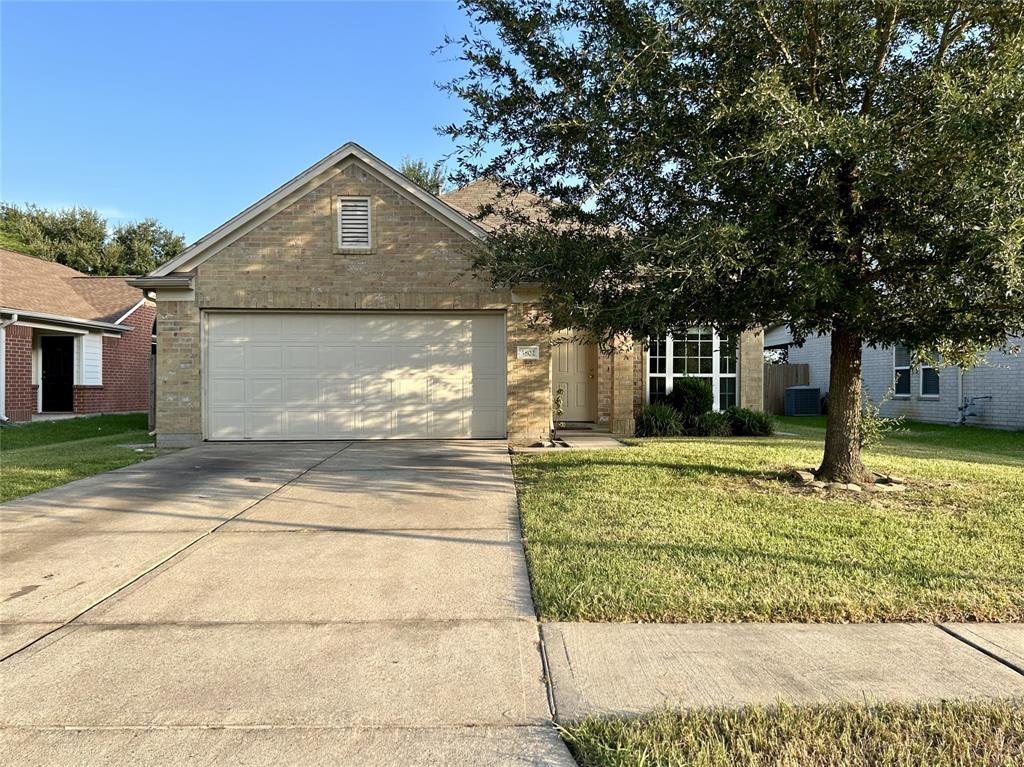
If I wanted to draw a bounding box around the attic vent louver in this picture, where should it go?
[337,196,371,250]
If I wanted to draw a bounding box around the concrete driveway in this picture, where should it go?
[0,441,574,766]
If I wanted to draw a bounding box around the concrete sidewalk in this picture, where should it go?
[542,622,1024,721]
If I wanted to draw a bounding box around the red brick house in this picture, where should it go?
[1,248,154,422]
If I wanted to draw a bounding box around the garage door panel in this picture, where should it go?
[247,411,284,438]
[360,378,394,405]
[323,409,356,436]
[248,345,283,370]
[210,378,246,404]
[209,412,245,439]
[320,346,356,371]
[212,345,246,370]
[286,346,318,369]
[470,409,504,438]
[320,378,354,403]
[206,313,506,440]
[285,410,320,437]
[246,378,283,404]
[285,378,319,404]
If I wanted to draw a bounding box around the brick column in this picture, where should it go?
[4,324,35,422]
[506,304,551,444]
[609,336,636,435]
[739,328,765,411]
[155,299,202,447]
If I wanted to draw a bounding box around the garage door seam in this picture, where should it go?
[0,442,354,663]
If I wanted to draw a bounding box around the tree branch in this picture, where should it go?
[860,3,900,117]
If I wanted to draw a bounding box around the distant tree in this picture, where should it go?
[0,203,184,275]
[443,0,1024,484]
[399,156,447,195]
[105,219,186,275]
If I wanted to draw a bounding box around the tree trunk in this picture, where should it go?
[818,327,871,484]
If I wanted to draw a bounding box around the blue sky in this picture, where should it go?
[1,1,475,242]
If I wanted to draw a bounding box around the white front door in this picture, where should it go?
[552,337,597,422]
[205,312,506,440]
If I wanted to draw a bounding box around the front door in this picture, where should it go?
[41,336,74,412]
[552,337,597,422]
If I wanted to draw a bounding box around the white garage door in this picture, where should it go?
[205,312,506,440]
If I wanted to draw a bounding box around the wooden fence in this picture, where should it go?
[763,363,810,414]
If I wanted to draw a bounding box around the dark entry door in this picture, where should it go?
[41,336,75,412]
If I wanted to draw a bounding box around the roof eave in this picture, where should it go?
[0,307,130,333]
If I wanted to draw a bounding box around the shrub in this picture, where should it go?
[725,406,775,436]
[635,403,685,437]
[860,398,906,450]
[665,377,713,423]
[692,410,732,437]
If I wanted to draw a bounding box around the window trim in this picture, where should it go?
[336,195,373,252]
[892,346,911,399]
[645,328,738,411]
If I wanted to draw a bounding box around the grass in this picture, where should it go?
[513,417,1024,622]
[564,700,1024,767]
[0,413,161,502]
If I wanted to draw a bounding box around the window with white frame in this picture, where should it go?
[893,345,911,397]
[646,328,738,410]
[336,196,372,250]
[920,361,940,397]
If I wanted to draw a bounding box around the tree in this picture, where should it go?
[443,0,1024,483]
[0,203,184,275]
[399,156,447,195]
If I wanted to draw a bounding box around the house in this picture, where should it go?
[764,326,1024,430]
[132,143,764,447]
[1,249,155,422]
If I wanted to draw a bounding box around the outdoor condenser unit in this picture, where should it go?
[785,386,821,416]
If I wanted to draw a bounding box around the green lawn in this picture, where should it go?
[513,417,1024,622]
[564,701,1024,767]
[0,413,161,502]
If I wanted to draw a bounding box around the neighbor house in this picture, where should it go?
[764,326,1024,430]
[132,143,763,447]
[1,248,155,422]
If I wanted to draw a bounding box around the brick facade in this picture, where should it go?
[2,305,153,422]
[154,160,563,446]
[4,324,34,421]
[99,303,155,413]
[153,156,779,445]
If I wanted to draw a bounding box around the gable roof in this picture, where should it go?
[150,142,490,277]
[0,248,147,326]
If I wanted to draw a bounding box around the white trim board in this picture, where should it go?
[151,143,489,277]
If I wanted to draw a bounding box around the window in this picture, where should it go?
[337,196,371,250]
[645,329,738,410]
[921,364,940,397]
[648,339,667,401]
[893,346,911,397]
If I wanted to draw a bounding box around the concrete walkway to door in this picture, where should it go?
[0,441,575,766]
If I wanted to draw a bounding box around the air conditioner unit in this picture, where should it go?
[785,386,821,416]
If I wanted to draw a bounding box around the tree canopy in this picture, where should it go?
[399,156,448,195]
[0,203,185,275]
[443,0,1024,482]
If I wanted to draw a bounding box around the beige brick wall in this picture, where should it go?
[155,300,202,446]
[739,328,765,411]
[153,159,551,445]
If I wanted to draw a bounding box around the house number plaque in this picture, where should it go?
[516,345,541,360]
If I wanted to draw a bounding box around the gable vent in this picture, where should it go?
[337,196,371,249]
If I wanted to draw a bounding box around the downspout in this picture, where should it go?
[0,313,19,422]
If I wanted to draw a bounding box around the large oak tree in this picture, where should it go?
[443,0,1024,482]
